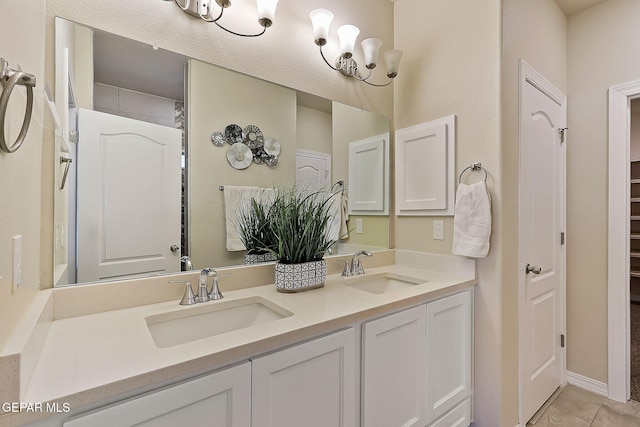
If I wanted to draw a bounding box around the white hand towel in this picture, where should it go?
[452,181,492,258]
[340,192,349,240]
[223,185,258,251]
[326,191,341,242]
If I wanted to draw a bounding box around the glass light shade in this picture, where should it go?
[361,38,382,69]
[383,49,403,78]
[256,0,279,27]
[309,9,334,46]
[336,25,360,58]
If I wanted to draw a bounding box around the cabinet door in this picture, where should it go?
[426,291,472,425]
[395,115,455,216]
[251,328,356,427]
[63,362,251,427]
[361,305,427,427]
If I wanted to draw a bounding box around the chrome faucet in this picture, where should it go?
[181,255,194,271]
[170,269,230,305]
[349,250,373,276]
[197,268,217,303]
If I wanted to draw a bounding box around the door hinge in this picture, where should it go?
[561,334,565,348]
[69,130,79,144]
[558,127,568,144]
[560,232,565,245]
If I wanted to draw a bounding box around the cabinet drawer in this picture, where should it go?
[63,363,251,427]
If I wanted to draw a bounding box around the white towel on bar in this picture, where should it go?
[223,185,258,251]
[340,192,349,240]
[326,191,341,242]
[452,181,492,258]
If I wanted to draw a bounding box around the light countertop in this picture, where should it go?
[0,250,475,426]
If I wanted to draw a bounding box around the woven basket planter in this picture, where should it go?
[274,259,326,293]
[245,252,279,265]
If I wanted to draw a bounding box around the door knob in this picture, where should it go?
[525,263,542,275]
[170,245,180,253]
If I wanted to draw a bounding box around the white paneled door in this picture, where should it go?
[519,61,567,423]
[295,148,331,190]
[76,109,182,283]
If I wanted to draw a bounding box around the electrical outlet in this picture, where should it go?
[433,220,444,240]
[356,218,363,234]
[12,235,22,292]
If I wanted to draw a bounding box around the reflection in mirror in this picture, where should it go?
[53,18,390,287]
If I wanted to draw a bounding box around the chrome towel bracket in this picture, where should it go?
[0,57,36,153]
[458,162,488,183]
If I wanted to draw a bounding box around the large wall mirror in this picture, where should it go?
[52,17,390,287]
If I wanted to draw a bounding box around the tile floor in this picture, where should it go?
[527,385,640,426]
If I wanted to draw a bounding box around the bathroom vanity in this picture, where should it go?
[0,250,475,427]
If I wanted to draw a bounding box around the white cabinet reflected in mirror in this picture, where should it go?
[52,17,390,287]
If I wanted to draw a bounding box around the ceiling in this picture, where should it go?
[555,0,607,16]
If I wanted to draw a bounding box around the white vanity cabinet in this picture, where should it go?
[360,290,473,427]
[62,362,251,427]
[361,305,427,427]
[251,328,356,427]
[426,290,473,427]
[42,288,472,427]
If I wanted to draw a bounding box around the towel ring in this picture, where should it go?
[459,162,488,183]
[0,58,36,154]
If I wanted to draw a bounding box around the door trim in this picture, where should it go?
[607,80,640,402]
[517,60,567,424]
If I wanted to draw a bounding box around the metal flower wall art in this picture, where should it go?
[212,124,280,170]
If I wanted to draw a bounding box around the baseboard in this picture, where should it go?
[566,371,608,396]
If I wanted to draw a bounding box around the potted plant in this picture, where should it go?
[234,197,279,264]
[268,185,339,292]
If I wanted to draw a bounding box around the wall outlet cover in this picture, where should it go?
[433,220,444,240]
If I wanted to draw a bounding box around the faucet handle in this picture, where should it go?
[341,260,352,277]
[169,280,196,305]
[209,273,231,301]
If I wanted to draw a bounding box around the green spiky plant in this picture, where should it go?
[268,185,339,264]
[234,197,279,256]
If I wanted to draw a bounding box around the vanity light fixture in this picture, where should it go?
[164,0,279,37]
[309,8,402,87]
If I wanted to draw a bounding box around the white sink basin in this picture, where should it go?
[146,296,293,348]
[342,272,427,295]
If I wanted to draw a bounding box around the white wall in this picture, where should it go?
[94,83,180,128]
[393,0,502,425]
[0,0,47,345]
[567,0,640,385]
[296,105,332,155]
